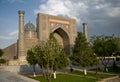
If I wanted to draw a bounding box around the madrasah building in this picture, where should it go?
[3,10,88,65]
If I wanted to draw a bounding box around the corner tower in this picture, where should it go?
[83,23,88,41]
[18,10,26,62]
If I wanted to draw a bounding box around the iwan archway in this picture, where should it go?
[52,27,70,55]
[37,13,77,55]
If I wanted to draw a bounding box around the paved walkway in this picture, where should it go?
[0,69,39,82]
[105,78,120,82]
[106,78,120,82]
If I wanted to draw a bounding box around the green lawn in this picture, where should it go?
[107,67,120,74]
[31,74,96,82]
[69,71,115,79]
[30,70,116,82]
[91,66,120,74]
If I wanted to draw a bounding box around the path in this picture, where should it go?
[0,68,39,82]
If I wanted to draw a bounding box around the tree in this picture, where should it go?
[0,49,4,57]
[30,33,69,82]
[70,32,98,75]
[27,49,37,77]
[110,37,120,67]
[53,50,69,79]
[114,37,120,55]
[0,49,6,65]
[90,35,118,72]
[0,58,6,65]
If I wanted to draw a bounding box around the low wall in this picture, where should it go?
[0,65,41,75]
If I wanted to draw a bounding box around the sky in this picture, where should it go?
[0,0,120,49]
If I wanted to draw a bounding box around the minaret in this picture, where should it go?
[18,10,25,62]
[83,23,88,41]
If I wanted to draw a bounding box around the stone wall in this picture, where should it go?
[3,43,17,60]
[0,65,41,74]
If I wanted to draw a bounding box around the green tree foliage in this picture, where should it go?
[70,32,98,75]
[0,58,6,64]
[90,35,118,71]
[91,35,117,56]
[27,49,37,77]
[53,50,69,70]
[0,49,4,57]
[27,33,69,82]
[114,37,120,54]
[0,49,6,65]
[114,37,120,66]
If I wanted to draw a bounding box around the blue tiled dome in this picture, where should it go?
[25,21,35,31]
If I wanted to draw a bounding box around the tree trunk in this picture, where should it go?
[53,71,56,79]
[104,65,108,72]
[47,78,51,82]
[83,68,87,75]
[100,57,109,72]
[46,64,51,82]
[33,72,36,77]
[46,71,51,82]
[95,65,99,74]
[33,65,36,77]
[41,65,46,79]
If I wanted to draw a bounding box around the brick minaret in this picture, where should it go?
[18,10,26,62]
[83,23,88,41]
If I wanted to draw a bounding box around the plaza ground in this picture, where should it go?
[0,68,38,82]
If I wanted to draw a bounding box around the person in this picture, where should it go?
[70,66,73,72]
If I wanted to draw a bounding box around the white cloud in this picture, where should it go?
[9,30,18,36]
[0,31,18,48]
[0,30,18,40]
[108,7,120,17]
[0,35,12,40]
[0,30,18,48]
[95,4,109,10]
[34,0,88,22]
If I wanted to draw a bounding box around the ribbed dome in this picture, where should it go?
[25,21,35,31]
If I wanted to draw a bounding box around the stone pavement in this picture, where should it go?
[106,78,120,82]
[98,76,120,82]
[0,68,39,82]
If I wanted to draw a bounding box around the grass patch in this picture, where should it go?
[91,67,120,74]
[30,70,115,82]
[107,67,120,74]
[31,74,96,82]
[69,71,115,79]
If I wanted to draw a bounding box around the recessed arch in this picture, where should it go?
[52,27,70,55]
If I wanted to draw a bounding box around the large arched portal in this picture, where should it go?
[53,28,70,55]
[37,13,77,55]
